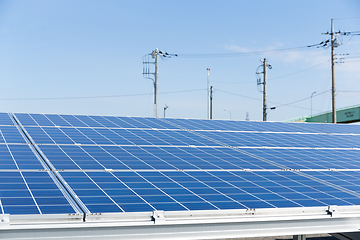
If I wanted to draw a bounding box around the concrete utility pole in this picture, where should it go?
[330,19,337,124]
[322,19,343,123]
[207,68,210,119]
[256,58,271,121]
[152,49,159,118]
[143,49,177,118]
[262,58,267,121]
[210,86,213,120]
[319,19,357,122]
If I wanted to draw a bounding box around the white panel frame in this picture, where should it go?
[1,206,360,239]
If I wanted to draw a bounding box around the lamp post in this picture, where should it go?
[223,109,232,120]
[164,104,169,118]
[207,68,210,119]
[311,91,316,117]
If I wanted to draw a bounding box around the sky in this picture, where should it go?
[0,0,359,121]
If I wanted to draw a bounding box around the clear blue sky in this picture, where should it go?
[0,0,359,121]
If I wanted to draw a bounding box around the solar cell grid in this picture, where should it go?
[137,117,180,129]
[4,113,360,217]
[0,113,15,126]
[29,114,55,127]
[116,117,152,129]
[86,115,120,128]
[54,169,360,214]
[0,126,27,144]
[0,171,79,215]
[45,114,72,127]
[59,115,89,128]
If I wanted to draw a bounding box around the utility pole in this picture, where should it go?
[262,58,267,121]
[210,86,213,120]
[256,58,272,121]
[153,49,159,118]
[207,68,210,119]
[330,19,336,123]
[322,19,342,123]
[318,19,359,123]
[143,49,177,118]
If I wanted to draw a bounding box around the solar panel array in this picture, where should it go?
[1,112,360,217]
[0,113,80,215]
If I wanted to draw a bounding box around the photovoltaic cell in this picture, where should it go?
[0,171,79,215]
[0,113,15,126]
[57,170,360,213]
[4,112,360,216]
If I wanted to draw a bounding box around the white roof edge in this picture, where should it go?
[6,205,360,227]
[8,213,83,225]
[3,207,360,239]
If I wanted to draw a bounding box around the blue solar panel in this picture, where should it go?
[0,126,27,144]
[0,113,15,126]
[56,170,360,213]
[0,171,80,215]
[14,113,183,130]
[4,113,360,217]
[241,148,360,170]
[162,118,360,134]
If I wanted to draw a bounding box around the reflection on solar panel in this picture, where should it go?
[2,112,360,238]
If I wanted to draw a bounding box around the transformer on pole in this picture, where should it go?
[143,49,177,118]
[320,19,356,123]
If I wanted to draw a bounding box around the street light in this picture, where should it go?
[207,68,210,119]
[268,107,276,121]
[223,109,232,120]
[311,91,316,117]
[164,104,169,118]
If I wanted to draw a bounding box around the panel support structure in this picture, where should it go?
[2,207,360,240]
[293,235,306,240]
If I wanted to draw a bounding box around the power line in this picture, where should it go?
[338,90,360,93]
[211,80,253,84]
[0,89,205,101]
[274,90,331,109]
[211,61,329,84]
[268,61,329,81]
[216,89,262,102]
[217,89,329,111]
[176,45,322,58]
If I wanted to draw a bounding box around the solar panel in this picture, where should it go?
[0,114,88,216]
[56,170,360,213]
[0,171,81,215]
[4,112,360,219]
[0,113,16,126]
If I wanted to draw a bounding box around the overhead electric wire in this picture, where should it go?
[0,89,206,101]
[216,89,325,111]
[338,90,360,93]
[216,89,263,102]
[211,80,254,84]
[343,60,360,63]
[274,90,331,109]
[211,61,329,84]
[268,61,329,81]
[176,44,322,58]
